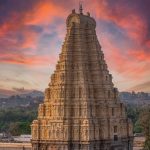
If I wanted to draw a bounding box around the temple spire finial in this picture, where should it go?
[79,0,83,14]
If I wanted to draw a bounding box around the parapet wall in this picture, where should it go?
[0,143,31,150]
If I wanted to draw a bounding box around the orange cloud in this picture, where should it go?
[0,11,25,36]
[0,0,68,65]
[128,50,150,62]
[87,0,147,43]
[0,0,149,91]
[0,17,38,52]
[108,49,148,79]
[21,31,38,50]
[24,1,67,26]
[146,40,150,48]
[111,14,146,42]
[101,37,149,79]
[129,81,150,92]
[0,53,57,66]
[86,0,150,83]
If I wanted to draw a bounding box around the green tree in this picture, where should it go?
[8,122,20,136]
[0,107,37,135]
[139,108,150,149]
[134,120,143,133]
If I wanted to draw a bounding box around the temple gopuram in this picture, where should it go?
[31,5,133,150]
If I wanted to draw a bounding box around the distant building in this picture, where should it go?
[0,132,14,142]
[31,5,133,150]
[13,134,32,143]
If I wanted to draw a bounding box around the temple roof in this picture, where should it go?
[66,9,96,28]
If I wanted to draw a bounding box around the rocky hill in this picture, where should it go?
[0,90,43,108]
[120,92,150,107]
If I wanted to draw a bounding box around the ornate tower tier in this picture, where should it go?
[31,8,133,150]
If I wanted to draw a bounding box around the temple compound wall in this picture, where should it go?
[0,143,31,150]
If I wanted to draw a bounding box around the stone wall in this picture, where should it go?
[0,143,31,150]
[0,143,141,150]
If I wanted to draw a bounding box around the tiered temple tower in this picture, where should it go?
[31,7,133,150]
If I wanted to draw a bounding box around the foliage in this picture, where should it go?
[0,107,37,136]
[134,120,143,133]
[126,105,143,133]
[139,108,150,149]
[144,139,150,150]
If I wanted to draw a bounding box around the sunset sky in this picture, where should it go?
[0,0,150,94]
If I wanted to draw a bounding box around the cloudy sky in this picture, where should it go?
[0,0,150,93]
